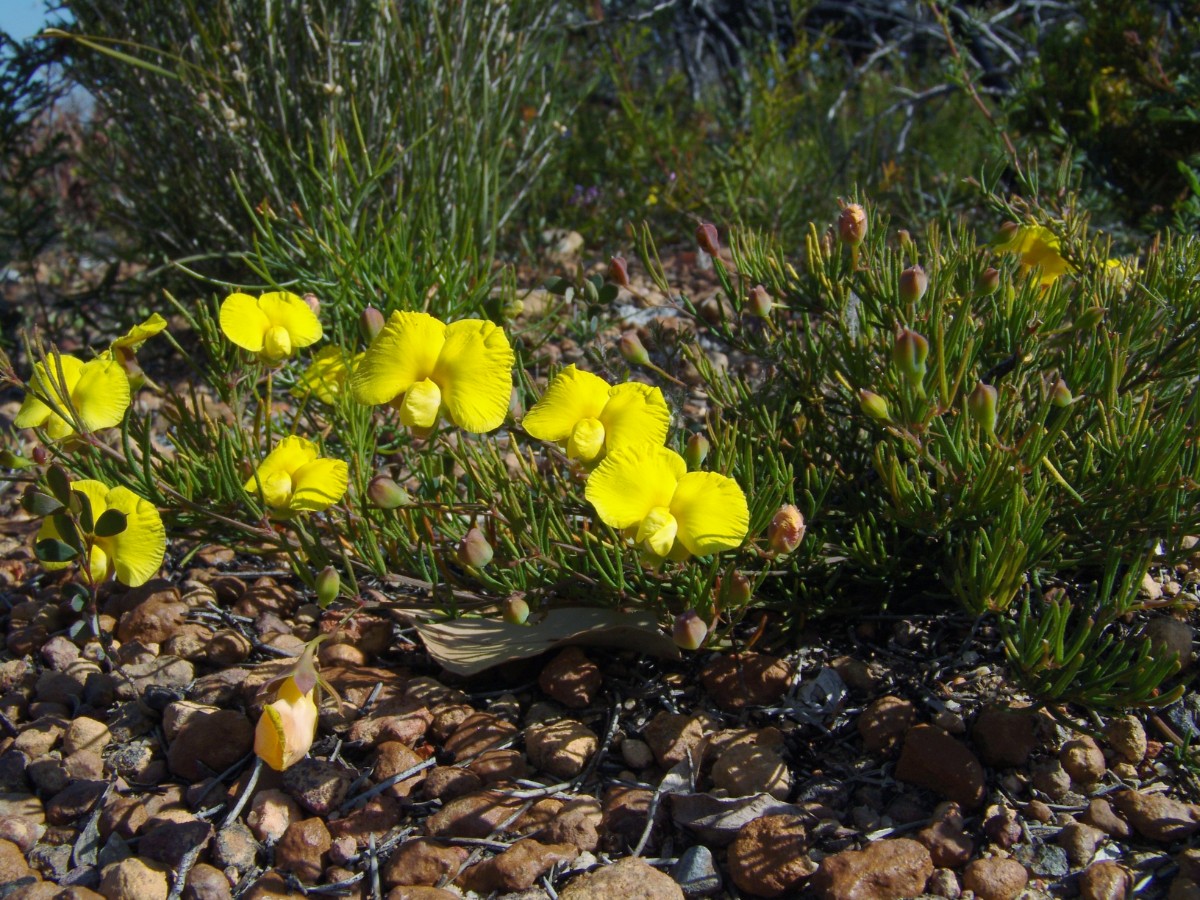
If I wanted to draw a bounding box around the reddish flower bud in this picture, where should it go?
[32,446,48,465]
[747,284,773,318]
[302,293,321,315]
[367,474,411,509]
[976,267,1000,295]
[767,504,806,556]
[673,610,708,650]
[717,571,753,609]
[696,222,720,256]
[457,526,493,569]
[898,265,928,304]
[619,331,650,367]
[609,255,630,288]
[1051,379,1073,408]
[968,382,999,435]
[360,306,385,344]
[838,204,867,245]
[893,328,929,391]
[684,432,710,470]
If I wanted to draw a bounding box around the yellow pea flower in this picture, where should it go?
[102,313,169,390]
[350,311,515,434]
[993,224,1072,287]
[220,291,323,364]
[254,641,326,772]
[244,435,348,517]
[36,479,166,586]
[522,364,671,466]
[585,443,749,562]
[14,354,130,440]
[292,346,361,405]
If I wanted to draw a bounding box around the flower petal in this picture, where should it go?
[290,458,350,512]
[73,359,131,432]
[35,480,109,572]
[112,313,168,351]
[14,355,85,430]
[585,444,685,530]
[255,702,287,771]
[258,292,323,349]
[220,292,271,352]
[294,346,351,404]
[102,486,166,586]
[434,319,515,433]
[600,382,672,452]
[670,470,750,557]
[522,365,612,442]
[351,311,446,405]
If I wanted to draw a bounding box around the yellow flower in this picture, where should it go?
[245,435,348,517]
[350,311,515,433]
[36,479,166,586]
[585,444,749,562]
[14,355,130,440]
[220,291,323,364]
[254,643,323,772]
[292,346,360,405]
[102,313,169,390]
[993,224,1072,287]
[522,365,671,466]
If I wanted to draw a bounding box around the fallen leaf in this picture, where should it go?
[413,607,679,676]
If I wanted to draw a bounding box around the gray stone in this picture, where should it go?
[670,845,721,897]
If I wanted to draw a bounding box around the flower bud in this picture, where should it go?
[33,446,48,465]
[767,504,806,556]
[302,293,321,315]
[893,328,929,390]
[898,266,928,304]
[968,382,999,435]
[717,571,753,609]
[673,610,708,650]
[684,432,710,470]
[976,267,1000,295]
[993,221,1020,246]
[315,566,340,608]
[503,595,530,625]
[1075,306,1106,330]
[858,389,891,423]
[457,526,493,569]
[837,203,867,245]
[1051,379,1073,408]
[360,306,385,344]
[747,284,773,318]
[609,255,630,288]
[619,331,650,367]
[896,229,914,253]
[367,474,411,509]
[696,222,720,257]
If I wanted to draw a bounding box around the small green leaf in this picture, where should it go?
[94,509,128,538]
[36,538,79,563]
[47,464,72,506]
[0,450,34,470]
[21,489,62,517]
[63,581,90,605]
[52,513,84,553]
[69,593,87,612]
[543,276,571,295]
[67,619,87,639]
[598,283,619,305]
[76,492,94,534]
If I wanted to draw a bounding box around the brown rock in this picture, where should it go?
[1112,789,1200,842]
[701,653,792,711]
[459,838,578,893]
[643,712,707,768]
[895,725,986,809]
[327,795,401,849]
[858,696,916,754]
[538,647,602,709]
[0,815,42,852]
[205,630,252,666]
[424,790,525,838]
[420,766,481,803]
[429,705,473,743]
[1058,821,1105,867]
[211,821,258,872]
[525,719,598,779]
[1144,617,1193,669]
[443,712,517,761]
[182,863,233,900]
[0,837,34,884]
[281,759,353,817]
[811,838,933,900]
[972,704,1038,768]
[99,857,170,900]
[830,655,877,692]
[373,743,427,801]
[46,779,106,825]
[962,857,1028,900]
[63,718,111,757]
[600,785,665,853]
[1061,736,1107,785]
[140,818,213,868]
[467,749,527,784]
[276,818,331,883]
[116,583,186,644]
[348,707,434,748]
[558,856,684,899]
[247,790,304,843]
[1079,861,1131,900]
[167,709,254,781]
[242,871,306,900]
[711,744,791,800]
[1105,716,1148,765]
[1031,758,1072,800]
[382,838,468,888]
[917,803,974,869]
[385,888,459,900]
[728,814,814,897]
[543,800,601,852]
[1082,798,1132,839]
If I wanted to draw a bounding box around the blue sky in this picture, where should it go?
[1,1,50,42]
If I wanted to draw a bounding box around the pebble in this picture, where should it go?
[47,779,106,826]
[373,742,426,801]
[1031,758,1072,800]
[1111,788,1200,842]
[1082,797,1132,839]
[99,857,170,900]
[459,838,578,893]
[927,867,961,899]
[857,696,915,754]
[829,656,877,693]
[382,838,469,888]
[700,652,792,711]
[538,647,602,709]
[115,584,187,644]
[424,789,526,838]
[210,820,258,872]
[468,749,528,783]
[121,656,195,693]
[183,862,233,900]
[1144,617,1193,669]
[1078,860,1132,900]
[599,785,664,852]
[525,719,598,779]
[1061,736,1107,785]
[620,738,654,770]
[1058,821,1105,867]
[328,794,401,848]
[972,704,1038,767]
[0,837,35,883]
[558,856,683,899]
[961,857,1028,900]
[166,708,253,780]
[811,838,933,900]
[644,712,708,768]
[1105,716,1148,765]
[247,789,304,843]
[710,743,791,799]
[1012,840,1069,878]
[281,759,353,817]
[542,799,602,853]
[420,766,481,803]
[443,712,518,761]
[894,724,986,809]
[917,803,974,869]
[275,818,331,883]
[139,818,213,868]
[670,844,721,897]
[727,815,814,897]
[0,814,42,852]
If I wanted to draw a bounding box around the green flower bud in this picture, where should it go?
[838,203,867,245]
[898,266,928,304]
[315,566,340,608]
[368,474,411,509]
[685,432,710,470]
[893,328,929,391]
[968,382,999,435]
[673,610,708,650]
[503,595,530,625]
[859,389,891,423]
[619,331,650,367]
[457,526,493,569]
[747,284,773,318]
[976,267,1000,295]
[717,571,753,609]
[360,306,385,344]
[1075,306,1106,330]
[767,504,806,556]
[1051,379,1073,408]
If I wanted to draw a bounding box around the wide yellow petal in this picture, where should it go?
[101,486,166,587]
[585,444,685,530]
[35,480,109,572]
[246,435,320,506]
[14,356,85,430]
[670,470,750,557]
[351,311,446,405]
[434,319,515,433]
[13,392,52,429]
[111,314,168,351]
[290,458,350,512]
[522,365,612,442]
[220,292,271,352]
[258,292,323,349]
[600,382,671,452]
[254,703,287,771]
[72,359,131,432]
